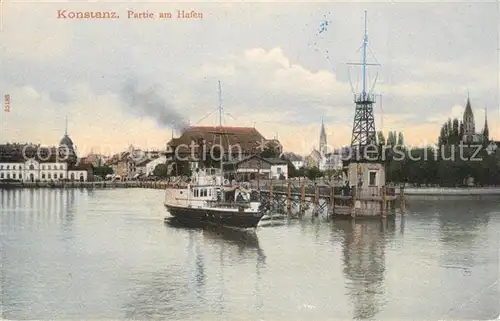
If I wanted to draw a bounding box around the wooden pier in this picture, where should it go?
[256,181,405,219]
[0,179,406,218]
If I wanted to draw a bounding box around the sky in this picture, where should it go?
[1,0,499,156]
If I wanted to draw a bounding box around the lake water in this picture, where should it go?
[1,188,499,320]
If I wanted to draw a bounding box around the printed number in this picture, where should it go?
[4,94,10,112]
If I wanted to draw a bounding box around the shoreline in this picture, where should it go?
[1,181,500,196]
[0,181,169,189]
[396,187,500,196]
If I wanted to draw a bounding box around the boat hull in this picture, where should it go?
[165,204,264,229]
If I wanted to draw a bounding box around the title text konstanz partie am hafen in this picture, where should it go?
[177,10,203,19]
[57,10,119,19]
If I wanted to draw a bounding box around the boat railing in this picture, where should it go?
[173,198,253,208]
[206,200,252,208]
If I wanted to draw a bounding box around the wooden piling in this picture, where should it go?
[351,186,357,218]
[381,186,387,218]
[328,187,335,219]
[287,181,292,214]
[313,185,319,217]
[400,185,406,214]
[269,181,273,211]
[299,183,305,213]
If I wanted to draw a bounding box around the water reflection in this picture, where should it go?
[123,219,266,319]
[332,218,395,320]
[0,188,77,228]
[165,218,262,251]
[436,199,491,275]
[1,188,80,320]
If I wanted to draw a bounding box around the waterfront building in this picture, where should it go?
[0,121,93,182]
[80,154,106,167]
[145,155,167,177]
[223,154,288,180]
[106,146,165,180]
[282,152,305,170]
[166,126,283,170]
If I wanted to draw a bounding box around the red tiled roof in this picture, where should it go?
[188,126,257,134]
[166,126,279,158]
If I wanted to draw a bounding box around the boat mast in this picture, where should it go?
[218,80,224,184]
[362,10,368,100]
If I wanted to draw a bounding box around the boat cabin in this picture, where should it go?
[188,167,259,206]
[191,167,224,186]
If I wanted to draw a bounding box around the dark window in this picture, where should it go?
[369,172,377,186]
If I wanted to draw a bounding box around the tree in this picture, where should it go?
[172,161,192,177]
[387,131,396,146]
[397,132,404,146]
[93,166,113,177]
[306,166,322,182]
[153,163,169,178]
[438,125,447,146]
[438,118,463,146]
[324,169,343,182]
[377,131,386,146]
[459,121,464,141]
[260,148,280,158]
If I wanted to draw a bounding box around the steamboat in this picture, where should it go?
[163,81,267,229]
[164,168,266,228]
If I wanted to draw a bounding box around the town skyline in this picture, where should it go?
[2,2,499,155]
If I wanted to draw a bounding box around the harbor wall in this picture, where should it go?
[0,181,170,189]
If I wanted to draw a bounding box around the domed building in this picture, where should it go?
[58,118,77,164]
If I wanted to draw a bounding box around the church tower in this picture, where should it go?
[319,117,327,155]
[483,107,489,142]
[462,95,476,143]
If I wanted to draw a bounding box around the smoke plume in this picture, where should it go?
[120,79,190,133]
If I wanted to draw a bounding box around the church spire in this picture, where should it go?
[463,94,475,137]
[483,107,489,141]
[465,95,473,115]
[319,117,327,155]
